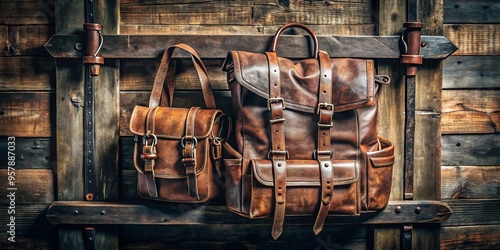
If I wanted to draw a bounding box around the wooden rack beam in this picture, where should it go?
[44,34,457,59]
[46,200,452,226]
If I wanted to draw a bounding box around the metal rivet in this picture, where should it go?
[277,162,282,167]
[100,210,106,215]
[421,41,427,47]
[395,206,402,213]
[415,207,421,214]
[74,43,83,51]
[73,210,79,215]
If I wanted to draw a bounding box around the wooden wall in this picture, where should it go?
[0,0,498,249]
[440,0,500,248]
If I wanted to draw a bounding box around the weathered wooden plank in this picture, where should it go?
[56,0,120,248]
[1,25,54,56]
[444,0,500,24]
[121,224,366,242]
[252,2,373,25]
[119,91,233,136]
[120,4,253,25]
[0,204,54,235]
[120,225,366,249]
[444,24,500,55]
[373,0,406,247]
[0,170,54,203]
[441,166,500,199]
[413,1,444,249]
[443,56,500,89]
[441,89,500,134]
[444,199,500,226]
[0,1,54,25]
[46,200,452,225]
[0,137,54,169]
[44,34,457,59]
[441,134,500,166]
[0,236,57,250]
[121,239,365,250]
[0,92,54,137]
[441,225,500,250]
[120,24,376,36]
[0,57,55,91]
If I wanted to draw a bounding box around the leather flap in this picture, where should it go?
[369,155,395,168]
[251,159,358,187]
[129,105,223,139]
[223,51,376,113]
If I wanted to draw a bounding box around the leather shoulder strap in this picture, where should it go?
[149,44,217,109]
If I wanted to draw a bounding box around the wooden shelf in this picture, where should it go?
[46,200,452,226]
[44,34,458,59]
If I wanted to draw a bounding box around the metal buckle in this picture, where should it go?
[142,132,157,147]
[267,97,285,110]
[316,102,334,114]
[314,150,333,159]
[267,150,289,159]
[180,136,198,149]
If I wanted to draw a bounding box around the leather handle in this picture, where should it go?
[269,22,319,58]
[149,43,216,109]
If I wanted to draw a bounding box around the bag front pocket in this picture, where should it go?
[366,136,395,210]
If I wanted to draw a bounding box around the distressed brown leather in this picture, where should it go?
[130,43,226,203]
[221,23,395,238]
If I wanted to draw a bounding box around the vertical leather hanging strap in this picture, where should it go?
[265,51,288,240]
[313,50,335,235]
[181,106,202,200]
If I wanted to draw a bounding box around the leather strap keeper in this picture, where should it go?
[83,23,104,76]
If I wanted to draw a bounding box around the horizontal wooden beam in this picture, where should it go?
[46,200,452,226]
[44,34,457,59]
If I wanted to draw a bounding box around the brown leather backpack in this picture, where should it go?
[221,23,395,239]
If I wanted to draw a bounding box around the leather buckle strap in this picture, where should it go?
[265,51,287,240]
[267,97,285,110]
[313,50,334,235]
[142,108,161,198]
[181,107,201,200]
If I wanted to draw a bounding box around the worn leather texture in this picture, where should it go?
[129,43,226,203]
[221,23,395,238]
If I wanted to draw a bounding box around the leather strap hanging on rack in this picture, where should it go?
[400,0,423,247]
[265,51,288,240]
[83,0,103,248]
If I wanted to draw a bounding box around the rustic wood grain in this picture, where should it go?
[44,34,457,59]
[412,0,444,249]
[0,57,55,91]
[45,200,452,225]
[441,166,500,199]
[0,170,54,203]
[441,134,500,166]
[0,1,54,25]
[121,3,253,25]
[120,224,367,249]
[1,25,53,56]
[444,199,500,226]
[443,56,500,89]
[0,137,55,169]
[441,89,500,134]
[120,24,376,36]
[441,225,500,249]
[444,24,500,55]
[0,92,54,137]
[374,0,407,247]
[0,204,54,235]
[444,0,500,24]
